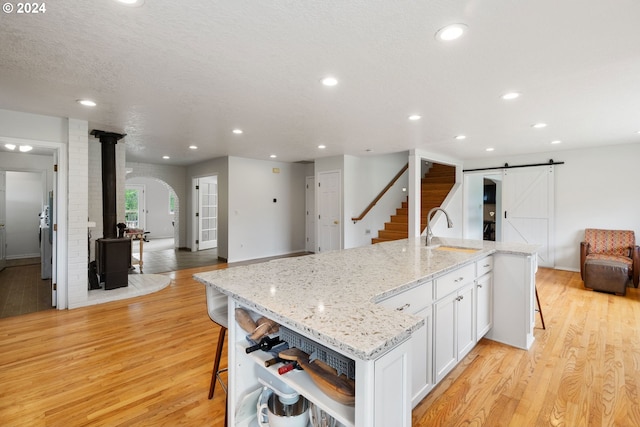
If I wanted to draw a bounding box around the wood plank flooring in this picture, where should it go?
[413,268,640,427]
[1,266,639,426]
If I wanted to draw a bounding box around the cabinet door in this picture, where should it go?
[476,273,493,340]
[434,292,457,383]
[374,339,411,427]
[456,282,475,360]
[411,305,433,407]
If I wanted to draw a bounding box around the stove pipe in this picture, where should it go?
[90,130,126,238]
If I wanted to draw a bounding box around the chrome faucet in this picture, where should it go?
[426,207,453,247]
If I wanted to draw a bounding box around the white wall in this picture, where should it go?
[463,142,640,271]
[126,176,177,239]
[126,162,187,248]
[227,156,307,263]
[5,171,44,258]
[343,153,410,248]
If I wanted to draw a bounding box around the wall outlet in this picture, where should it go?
[365,229,371,234]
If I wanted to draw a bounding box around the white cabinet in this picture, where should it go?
[476,272,493,340]
[411,305,433,405]
[456,282,475,360]
[434,291,456,382]
[434,281,475,383]
[373,340,411,427]
[377,280,433,407]
[485,253,536,350]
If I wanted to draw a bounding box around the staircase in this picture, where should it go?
[372,163,455,244]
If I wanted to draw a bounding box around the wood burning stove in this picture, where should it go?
[91,130,131,290]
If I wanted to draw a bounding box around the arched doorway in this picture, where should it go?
[125,175,180,252]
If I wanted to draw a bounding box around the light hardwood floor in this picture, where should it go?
[1,266,639,426]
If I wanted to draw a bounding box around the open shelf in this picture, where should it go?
[239,342,355,427]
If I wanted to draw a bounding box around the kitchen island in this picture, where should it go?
[194,237,538,426]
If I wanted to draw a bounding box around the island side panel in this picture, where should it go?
[485,252,536,350]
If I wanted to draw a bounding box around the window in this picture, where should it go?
[169,192,175,215]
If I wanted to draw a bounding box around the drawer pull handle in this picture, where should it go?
[477,284,483,288]
[483,264,491,268]
[396,303,411,311]
[454,277,464,282]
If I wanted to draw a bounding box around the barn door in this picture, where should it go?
[502,165,554,268]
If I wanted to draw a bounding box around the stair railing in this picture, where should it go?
[351,162,408,223]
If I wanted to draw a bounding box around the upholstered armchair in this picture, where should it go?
[580,228,640,294]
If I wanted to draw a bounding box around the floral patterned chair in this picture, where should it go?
[580,228,640,295]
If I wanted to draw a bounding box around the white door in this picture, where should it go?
[317,171,341,252]
[0,170,6,272]
[305,176,316,253]
[125,184,145,229]
[502,166,555,267]
[198,176,218,250]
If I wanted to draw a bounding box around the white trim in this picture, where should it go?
[0,135,67,309]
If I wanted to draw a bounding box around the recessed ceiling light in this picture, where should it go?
[19,145,33,152]
[485,147,495,152]
[162,155,170,159]
[501,92,521,100]
[115,0,144,6]
[77,99,96,107]
[318,145,326,149]
[232,129,243,134]
[455,135,466,140]
[321,76,338,87]
[5,144,16,150]
[551,140,562,144]
[408,115,422,121]
[435,23,468,41]
[189,145,198,150]
[270,154,277,158]
[532,123,547,128]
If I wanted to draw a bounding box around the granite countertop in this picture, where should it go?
[194,237,538,361]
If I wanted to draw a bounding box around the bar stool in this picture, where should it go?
[535,286,545,329]
[205,286,229,417]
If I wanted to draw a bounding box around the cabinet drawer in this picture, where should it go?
[435,263,475,300]
[476,256,494,277]
[379,281,432,315]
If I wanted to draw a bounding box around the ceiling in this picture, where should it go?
[1,0,639,166]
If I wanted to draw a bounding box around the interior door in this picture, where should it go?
[305,176,316,253]
[317,170,341,252]
[502,165,554,267]
[198,176,218,250]
[0,170,6,272]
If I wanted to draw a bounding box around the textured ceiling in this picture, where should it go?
[1,0,640,165]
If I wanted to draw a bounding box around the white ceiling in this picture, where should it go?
[1,0,639,166]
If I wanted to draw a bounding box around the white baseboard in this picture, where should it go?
[7,253,40,260]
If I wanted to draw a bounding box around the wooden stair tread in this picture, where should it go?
[373,163,454,244]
